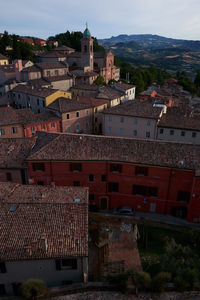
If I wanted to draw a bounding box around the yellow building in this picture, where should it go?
[0,54,9,65]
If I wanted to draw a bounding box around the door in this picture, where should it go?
[150,203,156,212]
[100,197,108,210]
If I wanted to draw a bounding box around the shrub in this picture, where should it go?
[174,276,187,292]
[135,271,151,291]
[21,279,47,299]
[106,272,129,293]
[182,268,199,290]
[151,272,171,293]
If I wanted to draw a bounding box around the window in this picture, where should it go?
[146,132,150,138]
[41,124,45,130]
[51,123,55,128]
[37,181,44,186]
[12,127,18,134]
[0,284,5,296]
[76,112,79,118]
[85,110,89,116]
[108,126,112,134]
[31,126,35,133]
[6,172,12,182]
[134,118,138,125]
[18,94,20,99]
[192,132,196,138]
[55,259,77,270]
[38,109,40,114]
[135,166,148,176]
[108,115,112,122]
[55,70,58,76]
[73,181,80,186]
[110,163,122,173]
[95,108,98,113]
[70,163,82,172]
[177,190,190,203]
[133,130,137,137]
[43,101,45,108]
[181,131,185,136]
[0,128,5,136]
[101,174,106,182]
[32,163,45,172]
[66,113,70,119]
[147,120,151,126]
[120,116,124,123]
[160,128,164,134]
[170,129,174,135]
[133,185,158,197]
[108,182,119,193]
[37,99,40,106]
[89,194,94,201]
[120,128,123,136]
[0,262,6,273]
[89,174,94,182]
[46,71,50,76]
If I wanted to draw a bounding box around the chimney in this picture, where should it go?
[41,235,48,251]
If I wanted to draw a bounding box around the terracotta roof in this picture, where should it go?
[0,107,60,126]
[75,96,109,107]
[0,53,8,60]
[28,78,50,87]
[48,98,93,113]
[68,52,81,58]
[0,199,88,260]
[39,51,66,58]
[158,108,200,131]
[77,71,98,78]
[113,82,136,90]
[28,132,200,170]
[72,84,99,91]
[44,75,73,83]
[97,86,125,100]
[102,100,163,119]
[53,46,75,52]
[0,64,15,73]
[12,85,58,98]
[0,137,36,168]
[0,182,88,204]
[22,62,68,72]
[22,65,40,73]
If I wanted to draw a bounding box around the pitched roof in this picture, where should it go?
[113,82,136,90]
[72,84,99,92]
[0,198,88,260]
[12,85,58,98]
[0,64,15,73]
[75,96,109,107]
[0,53,8,60]
[38,51,66,58]
[48,98,93,113]
[158,108,200,131]
[22,62,68,72]
[0,182,88,204]
[27,132,200,170]
[0,137,36,168]
[102,100,163,119]
[97,86,125,100]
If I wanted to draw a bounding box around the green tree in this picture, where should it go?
[93,75,106,85]
[194,70,200,89]
[21,279,47,299]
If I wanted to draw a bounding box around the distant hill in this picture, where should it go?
[99,34,200,75]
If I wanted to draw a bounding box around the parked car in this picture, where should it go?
[113,206,135,216]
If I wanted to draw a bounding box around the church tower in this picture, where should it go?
[81,24,93,71]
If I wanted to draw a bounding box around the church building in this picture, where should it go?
[67,25,120,84]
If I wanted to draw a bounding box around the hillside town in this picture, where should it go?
[1,25,200,298]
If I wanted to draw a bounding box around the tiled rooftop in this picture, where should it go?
[28,131,200,170]
[48,97,93,113]
[0,200,88,260]
[0,182,88,204]
[113,82,136,90]
[72,84,99,92]
[97,86,125,100]
[0,64,15,73]
[158,108,200,131]
[38,51,66,58]
[75,96,109,107]
[22,62,68,72]
[12,85,58,98]
[102,100,163,119]
[0,137,36,168]
[0,53,8,60]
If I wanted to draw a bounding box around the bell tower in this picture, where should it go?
[81,23,93,71]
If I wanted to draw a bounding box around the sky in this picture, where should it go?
[1,0,200,41]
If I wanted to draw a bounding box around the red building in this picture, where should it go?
[27,132,200,223]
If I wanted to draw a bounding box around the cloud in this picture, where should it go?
[1,0,200,40]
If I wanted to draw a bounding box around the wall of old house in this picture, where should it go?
[50,78,73,91]
[157,127,200,144]
[61,109,93,133]
[28,160,197,222]
[24,120,61,137]
[0,168,27,184]
[0,257,84,296]
[0,124,24,138]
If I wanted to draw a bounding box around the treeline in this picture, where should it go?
[114,56,171,94]
[47,30,105,52]
[177,71,200,96]
[0,31,44,61]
